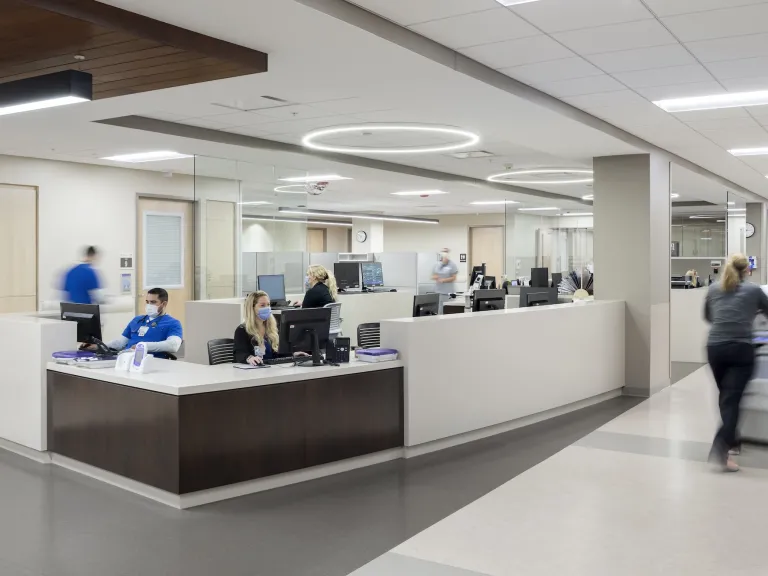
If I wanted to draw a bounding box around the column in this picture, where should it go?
[593,154,670,397]
[746,202,766,285]
[352,219,384,253]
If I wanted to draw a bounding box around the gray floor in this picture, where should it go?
[0,396,640,576]
[671,361,706,384]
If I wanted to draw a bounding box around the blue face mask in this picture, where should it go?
[257,307,272,321]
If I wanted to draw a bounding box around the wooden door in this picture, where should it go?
[137,198,194,330]
[307,228,326,253]
[0,185,37,313]
[205,200,236,299]
[470,226,504,280]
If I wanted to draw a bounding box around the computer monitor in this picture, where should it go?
[519,287,558,308]
[551,272,563,289]
[472,289,506,312]
[531,268,549,288]
[469,265,486,288]
[361,262,384,288]
[257,274,287,304]
[60,303,102,345]
[413,294,441,317]
[334,262,361,291]
[482,276,497,289]
[277,307,332,366]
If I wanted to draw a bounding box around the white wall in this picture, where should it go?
[0,155,194,308]
[241,220,307,252]
[384,214,505,282]
[326,226,349,251]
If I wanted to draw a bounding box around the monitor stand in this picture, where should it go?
[296,328,325,367]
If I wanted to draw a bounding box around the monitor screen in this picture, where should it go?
[334,262,361,290]
[257,274,286,301]
[361,262,384,287]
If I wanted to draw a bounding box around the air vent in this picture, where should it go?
[448,150,495,159]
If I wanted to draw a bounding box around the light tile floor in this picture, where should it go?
[351,367,768,576]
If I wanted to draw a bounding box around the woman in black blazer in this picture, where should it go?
[301,264,337,308]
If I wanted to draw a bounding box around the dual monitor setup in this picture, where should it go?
[412,289,508,317]
[334,261,385,292]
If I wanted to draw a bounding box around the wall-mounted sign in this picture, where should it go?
[121,273,132,295]
[120,255,133,269]
[670,242,679,258]
[460,253,467,262]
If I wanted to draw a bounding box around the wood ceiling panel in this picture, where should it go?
[0,0,267,98]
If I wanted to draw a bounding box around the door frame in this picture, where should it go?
[307,227,328,252]
[0,183,39,311]
[468,225,505,279]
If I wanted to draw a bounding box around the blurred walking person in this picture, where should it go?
[61,246,102,304]
[705,253,768,471]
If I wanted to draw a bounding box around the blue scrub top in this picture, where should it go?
[123,314,183,358]
[62,263,101,304]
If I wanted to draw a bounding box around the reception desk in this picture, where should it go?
[46,359,404,507]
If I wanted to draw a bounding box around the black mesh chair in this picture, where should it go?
[207,338,235,365]
[357,323,381,349]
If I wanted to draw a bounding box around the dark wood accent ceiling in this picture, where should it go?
[0,0,267,99]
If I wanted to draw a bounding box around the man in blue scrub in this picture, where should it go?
[62,246,101,304]
[104,288,183,359]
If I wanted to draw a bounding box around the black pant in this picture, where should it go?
[707,342,755,461]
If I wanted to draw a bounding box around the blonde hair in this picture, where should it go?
[307,264,338,300]
[243,291,279,349]
[722,254,748,292]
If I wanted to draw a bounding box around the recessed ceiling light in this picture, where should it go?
[102,151,193,163]
[518,207,559,211]
[654,90,768,113]
[242,215,352,227]
[391,190,449,196]
[279,207,438,225]
[582,194,594,200]
[278,174,351,182]
[565,212,593,217]
[671,193,680,199]
[495,0,541,4]
[717,220,726,223]
[728,208,746,212]
[470,200,520,205]
[273,185,307,194]
[727,202,736,205]
[0,70,92,117]
[728,147,768,156]
[689,215,715,219]
[488,168,593,185]
[238,201,272,206]
[302,124,480,155]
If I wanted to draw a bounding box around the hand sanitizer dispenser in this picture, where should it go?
[130,343,150,373]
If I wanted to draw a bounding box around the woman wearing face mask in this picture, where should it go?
[234,291,280,365]
[297,264,338,308]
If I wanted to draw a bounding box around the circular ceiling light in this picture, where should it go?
[302,124,480,154]
[488,168,594,185]
[273,185,307,194]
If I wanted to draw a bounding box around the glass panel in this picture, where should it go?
[728,190,747,257]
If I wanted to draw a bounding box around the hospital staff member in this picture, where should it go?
[102,288,182,359]
[61,246,102,304]
[432,248,458,313]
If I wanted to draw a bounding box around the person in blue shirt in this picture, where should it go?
[102,288,183,359]
[62,246,102,304]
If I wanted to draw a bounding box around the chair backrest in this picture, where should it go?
[357,322,380,349]
[207,338,235,365]
[324,302,342,333]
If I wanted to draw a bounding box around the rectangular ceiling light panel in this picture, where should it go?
[654,90,768,113]
[0,70,92,117]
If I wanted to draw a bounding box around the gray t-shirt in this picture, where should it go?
[705,281,768,345]
[433,260,458,294]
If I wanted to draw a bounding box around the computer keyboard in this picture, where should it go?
[264,357,298,365]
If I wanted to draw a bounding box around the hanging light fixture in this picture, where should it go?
[0,70,92,117]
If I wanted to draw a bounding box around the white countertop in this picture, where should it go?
[47,358,403,396]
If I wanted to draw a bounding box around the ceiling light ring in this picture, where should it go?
[302,124,480,155]
[488,168,594,185]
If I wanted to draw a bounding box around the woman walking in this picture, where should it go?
[705,254,768,471]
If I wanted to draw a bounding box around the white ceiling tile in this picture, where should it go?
[309,98,393,115]
[634,81,726,100]
[662,4,768,42]
[644,0,768,17]
[613,64,714,88]
[347,0,499,26]
[694,126,768,147]
[501,57,604,84]
[552,20,677,55]
[720,76,768,91]
[562,89,651,109]
[460,35,574,69]
[508,0,653,33]
[686,32,768,62]
[673,107,751,121]
[708,56,768,80]
[533,75,626,98]
[746,106,768,119]
[179,117,232,130]
[256,115,364,135]
[684,117,763,131]
[589,101,681,125]
[255,104,334,120]
[408,8,539,49]
[586,45,696,73]
[205,111,275,126]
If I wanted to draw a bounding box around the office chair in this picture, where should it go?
[324,302,343,338]
[207,338,235,365]
[357,323,381,349]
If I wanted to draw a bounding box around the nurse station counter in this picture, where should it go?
[0,300,625,509]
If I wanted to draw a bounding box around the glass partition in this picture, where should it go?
[728,190,747,257]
